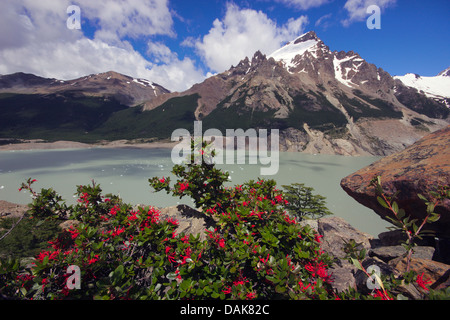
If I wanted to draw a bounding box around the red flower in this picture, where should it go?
[179,182,189,192]
[165,246,177,264]
[218,238,225,248]
[110,205,120,216]
[222,286,232,294]
[314,234,323,243]
[167,217,179,226]
[78,192,89,205]
[298,280,313,292]
[111,227,125,237]
[416,272,432,291]
[88,254,99,265]
[246,292,256,300]
[36,250,60,262]
[372,289,392,300]
[67,227,80,240]
[127,211,138,221]
[305,261,332,283]
[159,177,166,183]
[41,277,49,291]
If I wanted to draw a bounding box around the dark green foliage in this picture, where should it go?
[93,94,199,139]
[338,91,403,121]
[282,183,333,220]
[0,93,128,142]
[202,95,277,132]
[0,93,199,142]
[0,216,60,259]
[284,91,348,131]
[394,87,449,119]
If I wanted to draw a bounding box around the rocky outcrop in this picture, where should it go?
[159,204,216,241]
[340,126,450,238]
[315,216,450,297]
[0,200,28,219]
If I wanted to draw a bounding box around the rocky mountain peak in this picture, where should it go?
[293,30,320,44]
[437,67,450,77]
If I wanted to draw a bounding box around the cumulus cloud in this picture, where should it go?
[342,0,396,26]
[194,3,309,73]
[77,0,175,39]
[0,0,205,92]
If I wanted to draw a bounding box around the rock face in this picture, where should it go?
[340,126,450,238]
[316,216,450,296]
[159,204,216,241]
[0,200,28,219]
[144,31,449,157]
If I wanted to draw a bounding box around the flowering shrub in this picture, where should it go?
[0,141,446,300]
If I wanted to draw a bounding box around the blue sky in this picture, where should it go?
[0,0,448,92]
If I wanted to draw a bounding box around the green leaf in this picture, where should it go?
[428,214,440,223]
[275,285,286,293]
[377,196,389,209]
[350,258,363,271]
[397,208,406,219]
[392,201,398,214]
[417,193,428,202]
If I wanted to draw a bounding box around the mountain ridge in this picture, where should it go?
[140,31,449,156]
[0,31,448,155]
[0,70,170,107]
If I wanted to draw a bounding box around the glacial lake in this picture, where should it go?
[0,147,391,236]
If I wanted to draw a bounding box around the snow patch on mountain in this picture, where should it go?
[269,34,318,70]
[394,70,450,100]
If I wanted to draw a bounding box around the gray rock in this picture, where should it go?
[159,204,216,241]
[369,245,435,262]
[317,216,373,259]
[328,260,357,293]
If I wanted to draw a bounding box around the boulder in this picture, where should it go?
[317,216,374,259]
[158,204,216,241]
[389,257,450,290]
[0,200,28,219]
[340,126,450,238]
[369,245,435,262]
[317,216,374,293]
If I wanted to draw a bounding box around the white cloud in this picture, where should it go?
[342,0,396,26]
[147,42,178,64]
[194,3,309,73]
[274,0,331,10]
[315,13,332,26]
[77,0,175,39]
[0,0,206,92]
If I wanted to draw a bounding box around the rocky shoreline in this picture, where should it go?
[0,139,178,151]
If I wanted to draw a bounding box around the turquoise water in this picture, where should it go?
[0,147,391,236]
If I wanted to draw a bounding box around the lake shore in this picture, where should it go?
[0,139,178,151]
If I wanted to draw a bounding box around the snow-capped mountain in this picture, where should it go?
[0,71,170,106]
[394,68,450,107]
[0,31,448,155]
[142,31,449,156]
